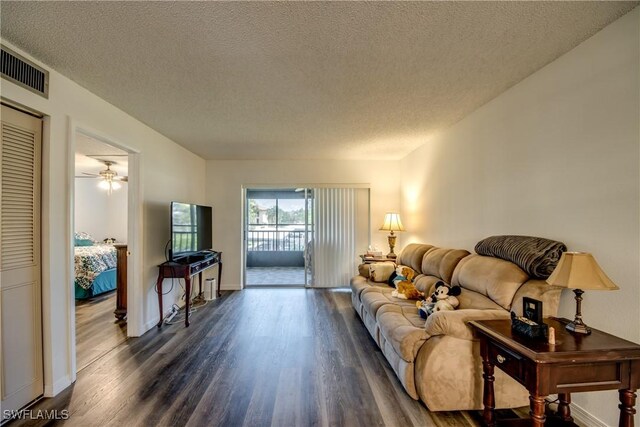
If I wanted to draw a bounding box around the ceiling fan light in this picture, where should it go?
[111,181,122,190]
[98,180,110,190]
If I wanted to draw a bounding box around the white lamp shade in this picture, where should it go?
[546,252,619,291]
[98,180,110,190]
[379,213,405,232]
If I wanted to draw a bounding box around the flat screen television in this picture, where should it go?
[170,202,212,260]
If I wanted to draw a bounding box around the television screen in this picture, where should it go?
[171,202,212,258]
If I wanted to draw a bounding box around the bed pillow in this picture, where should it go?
[74,232,95,247]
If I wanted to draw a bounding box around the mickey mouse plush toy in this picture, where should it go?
[417,281,462,319]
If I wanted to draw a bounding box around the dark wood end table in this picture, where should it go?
[470,317,640,427]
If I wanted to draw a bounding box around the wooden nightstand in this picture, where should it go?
[470,317,640,427]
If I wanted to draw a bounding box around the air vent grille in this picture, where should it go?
[1,46,49,98]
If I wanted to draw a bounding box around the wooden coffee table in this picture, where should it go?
[470,317,640,427]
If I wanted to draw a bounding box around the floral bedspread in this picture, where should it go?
[74,244,117,290]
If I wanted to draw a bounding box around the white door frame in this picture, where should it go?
[67,119,143,380]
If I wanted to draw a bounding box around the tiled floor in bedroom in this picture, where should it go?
[246,266,306,286]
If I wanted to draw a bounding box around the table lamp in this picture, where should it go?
[379,213,404,259]
[546,252,619,334]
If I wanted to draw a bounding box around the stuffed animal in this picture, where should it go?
[390,266,423,300]
[388,265,417,288]
[392,280,424,300]
[417,281,462,319]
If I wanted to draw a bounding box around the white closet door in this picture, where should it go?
[0,105,43,413]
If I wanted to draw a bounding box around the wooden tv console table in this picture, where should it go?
[156,251,222,327]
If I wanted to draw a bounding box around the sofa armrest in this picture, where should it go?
[424,309,510,341]
[512,280,562,317]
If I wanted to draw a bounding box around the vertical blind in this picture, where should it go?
[311,188,357,287]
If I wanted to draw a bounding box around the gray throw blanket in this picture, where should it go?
[475,235,567,279]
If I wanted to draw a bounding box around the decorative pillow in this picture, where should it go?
[369,262,396,283]
[74,232,95,247]
[358,263,370,278]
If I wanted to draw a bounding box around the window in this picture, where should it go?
[247,191,308,252]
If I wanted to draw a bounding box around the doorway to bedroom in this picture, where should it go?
[73,132,128,370]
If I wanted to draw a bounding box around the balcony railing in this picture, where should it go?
[247,230,306,252]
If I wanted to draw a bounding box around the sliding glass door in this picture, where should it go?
[244,187,368,288]
[245,188,310,286]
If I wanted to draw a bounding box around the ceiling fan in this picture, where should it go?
[75,160,127,194]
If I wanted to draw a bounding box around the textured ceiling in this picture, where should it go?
[2,2,637,160]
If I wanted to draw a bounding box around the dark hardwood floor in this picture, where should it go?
[75,291,127,371]
[13,289,527,426]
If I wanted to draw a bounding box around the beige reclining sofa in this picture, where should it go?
[351,243,562,411]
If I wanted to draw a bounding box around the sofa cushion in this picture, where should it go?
[377,304,428,362]
[350,276,389,300]
[421,248,470,284]
[452,254,529,310]
[456,288,506,311]
[511,279,562,317]
[360,288,416,318]
[396,244,434,273]
[413,275,441,294]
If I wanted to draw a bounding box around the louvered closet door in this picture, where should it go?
[0,105,43,413]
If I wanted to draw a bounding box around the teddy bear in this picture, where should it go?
[417,281,462,319]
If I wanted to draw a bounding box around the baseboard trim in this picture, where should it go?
[141,318,160,335]
[570,402,608,427]
[44,375,72,397]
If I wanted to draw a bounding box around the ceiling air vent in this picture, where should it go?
[1,45,49,98]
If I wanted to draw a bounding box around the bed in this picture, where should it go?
[74,238,118,299]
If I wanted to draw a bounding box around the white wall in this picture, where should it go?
[1,42,206,396]
[206,160,400,288]
[400,9,639,426]
[106,181,128,243]
[74,178,127,243]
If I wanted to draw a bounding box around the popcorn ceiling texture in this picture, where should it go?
[1,2,637,160]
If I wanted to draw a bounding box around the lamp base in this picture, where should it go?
[566,320,591,335]
[566,289,592,335]
[386,232,398,259]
